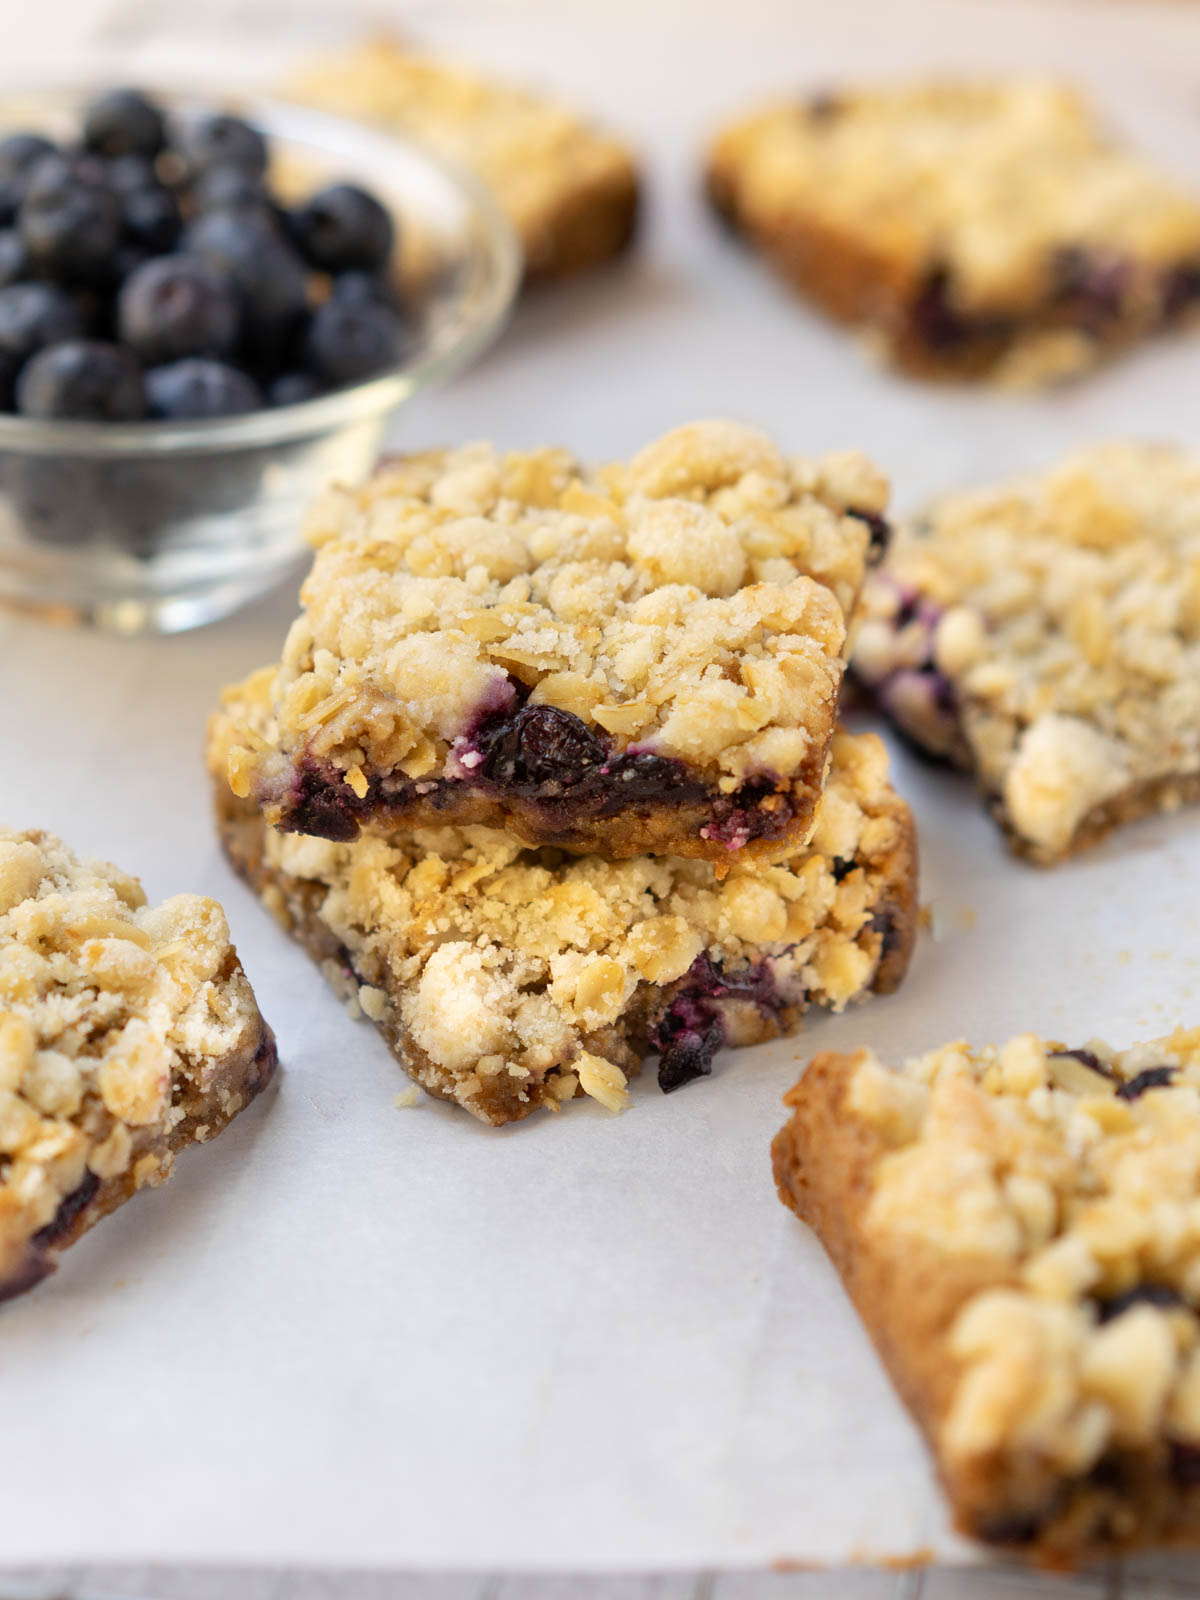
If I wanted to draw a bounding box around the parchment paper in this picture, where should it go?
[2,0,1200,1572]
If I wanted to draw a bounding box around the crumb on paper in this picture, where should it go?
[393,1087,421,1109]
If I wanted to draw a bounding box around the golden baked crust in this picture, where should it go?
[774,1030,1200,1564]
[0,829,276,1301]
[211,728,916,1127]
[708,80,1200,384]
[852,442,1200,864]
[285,34,638,283]
[217,421,888,864]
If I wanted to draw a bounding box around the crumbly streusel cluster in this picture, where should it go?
[853,442,1200,861]
[709,80,1200,382]
[0,828,267,1286]
[216,727,912,1123]
[847,1028,1200,1484]
[227,421,881,806]
[286,35,639,279]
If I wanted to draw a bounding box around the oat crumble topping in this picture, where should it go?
[223,421,884,860]
[853,442,1200,862]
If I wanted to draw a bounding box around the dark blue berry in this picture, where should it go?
[82,89,165,159]
[0,133,56,188]
[290,183,394,273]
[16,339,145,420]
[301,299,404,387]
[0,282,86,362]
[191,163,268,213]
[144,357,261,419]
[117,254,239,365]
[0,230,27,288]
[331,269,401,310]
[121,184,181,253]
[183,208,308,368]
[658,1021,725,1093]
[106,153,158,195]
[18,153,121,282]
[0,352,18,410]
[176,113,267,180]
[1115,1066,1177,1102]
[478,704,605,789]
[267,370,323,406]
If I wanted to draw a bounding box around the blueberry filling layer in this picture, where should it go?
[845,506,892,561]
[905,251,1200,359]
[648,951,786,1093]
[30,1168,99,1249]
[1093,1283,1184,1324]
[854,579,962,760]
[284,700,802,847]
[1049,1047,1113,1079]
[1116,1065,1176,1101]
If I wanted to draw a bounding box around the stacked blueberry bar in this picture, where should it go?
[209,421,919,1123]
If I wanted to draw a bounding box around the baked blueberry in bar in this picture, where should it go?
[852,442,1200,864]
[707,81,1200,384]
[773,1028,1200,1564]
[286,34,639,283]
[0,828,276,1301]
[219,421,887,863]
[210,714,916,1126]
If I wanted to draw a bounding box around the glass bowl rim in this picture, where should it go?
[0,82,523,456]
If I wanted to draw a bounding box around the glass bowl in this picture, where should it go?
[0,88,521,633]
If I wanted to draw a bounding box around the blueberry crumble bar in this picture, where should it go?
[219,422,887,864]
[708,81,1200,384]
[773,1028,1200,1563]
[853,442,1200,864]
[286,34,639,283]
[0,828,276,1301]
[210,717,915,1126]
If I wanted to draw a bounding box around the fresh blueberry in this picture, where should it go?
[191,163,268,213]
[477,704,605,789]
[0,135,58,226]
[16,339,146,420]
[0,351,19,409]
[290,182,394,273]
[82,88,165,159]
[331,269,401,310]
[0,230,26,288]
[183,208,308,368]
[301,299,404,387]
[175,113,267,180]
[0,132,57,184]
[144,357,261,419]
[267,370,323,406]
[117,254,239,365]
[0,282,86,362]
[18,152,121,282]
[121,183,181,253]
[106,153,158,195]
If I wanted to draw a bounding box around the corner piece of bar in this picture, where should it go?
[0,827,276,1302]
[851,441,1200,864]
[772,1026,1200,1564]
[210,719,916,1127]
[217,420,888,864]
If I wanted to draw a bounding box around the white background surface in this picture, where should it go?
[4,0,1200,1593]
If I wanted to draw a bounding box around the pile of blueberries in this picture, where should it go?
[0,87,408,422]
